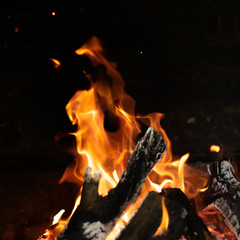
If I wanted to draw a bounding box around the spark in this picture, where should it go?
[210,145,220,153]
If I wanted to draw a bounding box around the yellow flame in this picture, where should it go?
[210,145,220,153]
[69,195,81,219]
[154,197,169,236]
[113,169,119,182]
[149,178,173,193]
[199,186,208,192]
[52,209,65,225]
[116,105,132,124]
[50,58,61,69]
[178,153,189,192]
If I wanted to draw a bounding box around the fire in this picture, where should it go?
[42,36,209,239]
[52,209,65,225]
[60,36,141,197]
[198,208,237,240]
[50,58,61,69]
[39,210,67,240]
[210,145,220,153]
[154,197,169,236]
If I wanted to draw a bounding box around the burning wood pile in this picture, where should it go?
[39,37,240,240]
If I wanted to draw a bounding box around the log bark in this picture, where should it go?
[116,188,213,240]
[116,191,187,240]
[159,188,213,240]
[57,127,167,240]
[201,159,240,240]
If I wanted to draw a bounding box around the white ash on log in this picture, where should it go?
[57,127,167,240]
[201,159,240,240]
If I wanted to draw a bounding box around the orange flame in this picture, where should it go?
[50,58,61,69]
[178,153,189,192]
[210,145,220,153]
[154,197,169,236]
[42,37,209,239]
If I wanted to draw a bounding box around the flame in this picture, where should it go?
[50,58,61,69]
[149,178,173,193]
[52,12,55,16]
[38,195,81,240]
[52,209,65,225]
[210,145,220,153]
[154,197,169,236]
[150,153,208,199]
[42,36,209,239]
[178,153,189,192]
[60,36,140,197]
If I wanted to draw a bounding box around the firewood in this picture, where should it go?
[57,127,167,240]
[117,189,213,240]
[160,188,213,240]
[116,191,187,240]
[201,159,240,240]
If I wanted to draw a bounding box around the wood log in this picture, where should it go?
[159,188,213,240]
[116,191,187,240]
[120,188,213,240]
[57,127,167,240]
[201,159,240,240]
[116,188,213,240]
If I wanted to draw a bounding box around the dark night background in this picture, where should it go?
[1,0,240,239]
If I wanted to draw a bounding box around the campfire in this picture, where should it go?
[39,37,240,240]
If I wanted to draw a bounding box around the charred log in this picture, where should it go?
[202,159,240,240]
[116,191,187,240]
[116,188,213,240]
[57,127,167,240]
[160,188,213,240]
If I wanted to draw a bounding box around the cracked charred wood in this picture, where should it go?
[201,159,240,240]
[57,127,167,240]
[159,188,213,240]
[117,188,213,240]
[116,191,187,240]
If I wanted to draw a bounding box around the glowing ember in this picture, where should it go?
[210,145,220,153]
[41,36,210,239]
[198,208,237,240]
[14,27,20,33]
[50,58,61,69]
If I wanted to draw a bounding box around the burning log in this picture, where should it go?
[57,127,167,240]
[116,191,186,240]
[117,189,213,240]
[159,188,213,240]
[201,159,240,240]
